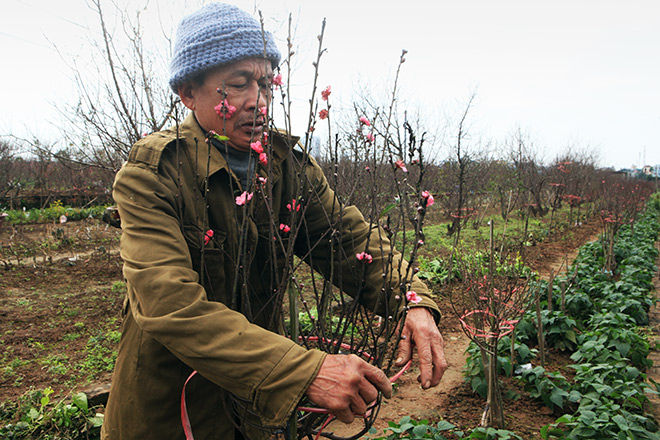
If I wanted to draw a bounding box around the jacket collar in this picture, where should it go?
[175,112,300,190]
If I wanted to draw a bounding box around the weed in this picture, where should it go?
[110,281,126,293]
[64,307,81,318]
[79,330,119,377]
[40,355,69,376]
[62,332,81,342]
[14,298,31,307]
[26,339,45,351]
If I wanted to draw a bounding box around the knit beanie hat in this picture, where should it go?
[169,3,281,94]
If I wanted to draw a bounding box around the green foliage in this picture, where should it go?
[418,251,534,284]
[562,291,593,323]
[467,427,525,440]
[289,306,359,338]
[369,417,524,440]
[519,366,575,413]
[541,401,659,440]
[537,196,660,439]
[110,281,126,293]
[463,338,536,398]
[79,330,120,377]
[370,416,460,439]
[570,314,651,369]
[0,388,103,439]
[3,204,108,225]
[513,310,577,352]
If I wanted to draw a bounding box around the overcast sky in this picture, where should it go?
[2,0,659,169]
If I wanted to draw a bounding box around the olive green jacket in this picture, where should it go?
[102,113,439,440]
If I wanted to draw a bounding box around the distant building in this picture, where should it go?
[616,165,659,179]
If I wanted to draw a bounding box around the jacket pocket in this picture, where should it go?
[183,226,228,304]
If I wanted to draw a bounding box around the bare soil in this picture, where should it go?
[0,220,122,403]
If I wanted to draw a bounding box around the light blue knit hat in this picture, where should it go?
[169,3,281,94]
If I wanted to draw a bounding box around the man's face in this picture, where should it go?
[183,57,272,152]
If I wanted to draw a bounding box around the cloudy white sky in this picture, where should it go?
[2,0,659,169]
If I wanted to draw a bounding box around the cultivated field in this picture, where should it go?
[2,196,657,439]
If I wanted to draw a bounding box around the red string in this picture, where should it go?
[459,309,518,339]
[181,370,197,440]
[314,415,335,440]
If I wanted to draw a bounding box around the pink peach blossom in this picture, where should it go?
[203,229,214,245]
[421,190,435,207]
[235,191,253,206]
[359,116,371,126]
[214,99,236,120]
[365,133,375,143]
[319,109,329,120]
[395,160,408,173]
[321,85,331,101]
[287,199,301,212]
[272,73,283,87]
[405,290,422,304]
[356,252,373,263]
[259,152,268,166]
[279,223,291,233]
[250,141,264,154]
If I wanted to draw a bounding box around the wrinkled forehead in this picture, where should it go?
[214,57,273,81]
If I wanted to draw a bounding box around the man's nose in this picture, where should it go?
[247,83,268,110]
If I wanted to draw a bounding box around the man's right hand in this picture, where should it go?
[305,354,392,424]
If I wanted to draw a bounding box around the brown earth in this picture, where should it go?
[0,216,604,438]
[0,220,122,403]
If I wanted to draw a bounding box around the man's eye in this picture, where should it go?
[229,83,247,88]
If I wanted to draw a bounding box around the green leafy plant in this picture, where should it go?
[538,197,660,439]
[369,416,525,440]
[519,366,575,413]
[370,416,460,439]
[0,388,103,440]
[463,338,536,398]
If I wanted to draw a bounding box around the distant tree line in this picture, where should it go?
[0,140,114,210]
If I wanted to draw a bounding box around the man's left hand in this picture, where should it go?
[395,307,448,389]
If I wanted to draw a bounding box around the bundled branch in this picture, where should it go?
[448,221,532,428]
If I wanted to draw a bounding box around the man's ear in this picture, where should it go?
[178,83,196,110]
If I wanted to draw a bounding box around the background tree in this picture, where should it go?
[53,0,178,171]
[0,140,17,201]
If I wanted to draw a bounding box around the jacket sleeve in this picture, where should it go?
[113,162,326,428]
[297,157,440,321]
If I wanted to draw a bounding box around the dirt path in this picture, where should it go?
[3,246,119,267]
[328,227,603,438]
[646,240,660,420]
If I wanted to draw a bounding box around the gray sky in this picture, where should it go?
[2,0,659,169]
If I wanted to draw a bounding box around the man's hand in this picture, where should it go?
[305,354,392,424]
[395,307,448,389]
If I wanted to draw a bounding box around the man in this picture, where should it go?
[102,3,447,439]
